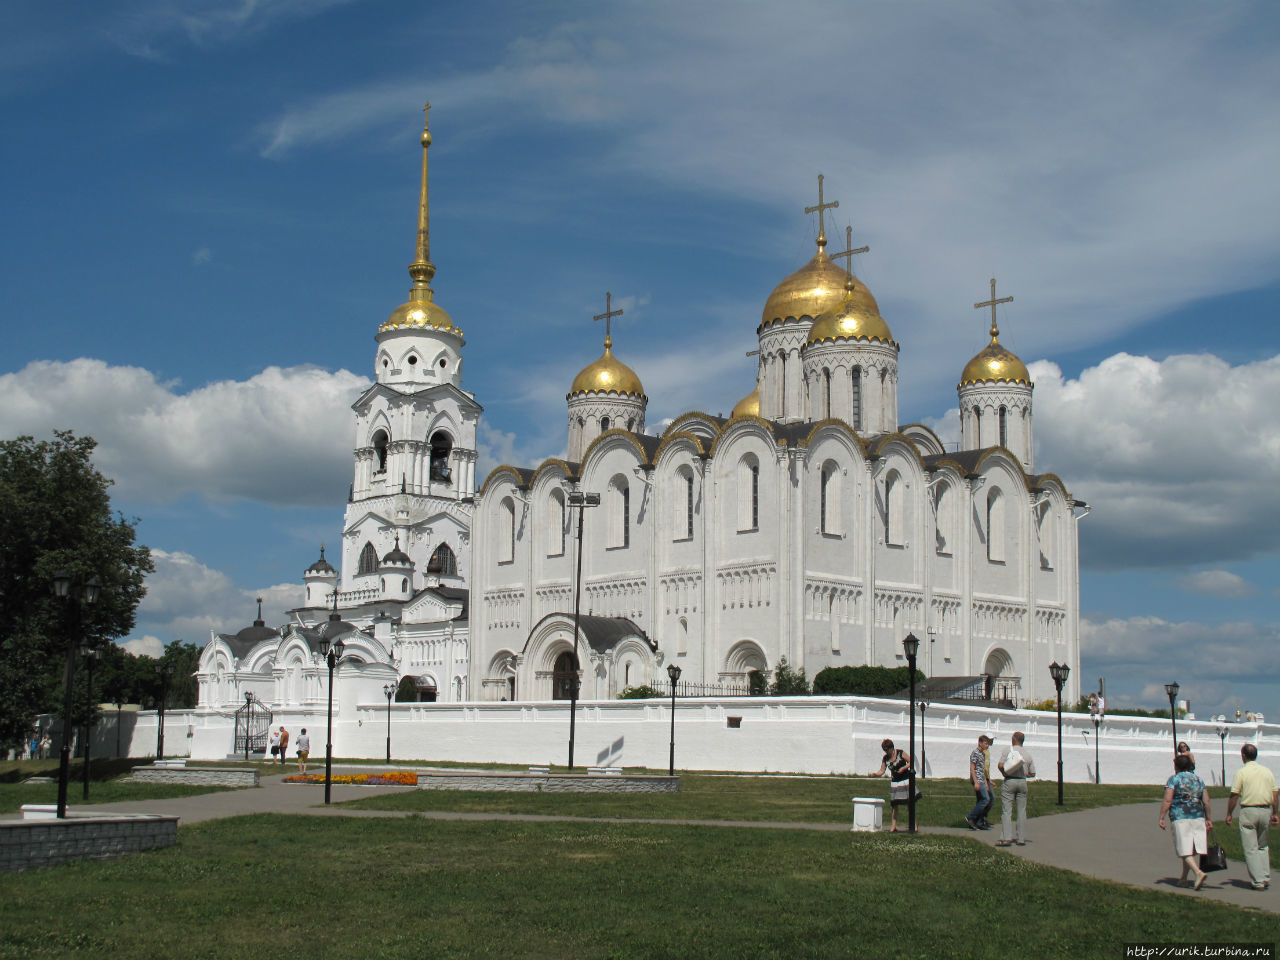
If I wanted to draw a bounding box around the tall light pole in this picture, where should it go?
[918,700,929,779]
[1164,682,1180,754]
[82,644,99,800]
[1049,661,1070,805]
[926,626,936,679]
[1216,720,1228,787]
[904,633,920,833]
[1091,713,1100,785]
[51,572,100,820]
[566,489,600,770]
[319,637,346,805]
[156,662,173,759]
[383,682,396,764]
[667,662,682,776]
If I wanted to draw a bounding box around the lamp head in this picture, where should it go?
[1165,681,1180,701]
[902,633,920,660]
[667,662,682,683]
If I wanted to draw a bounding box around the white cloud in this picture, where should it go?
[0,359,369,507]
[1174,571,1254,599]
[120,635,165,659]
[191,246,212,265]
[1032,352,1280,568]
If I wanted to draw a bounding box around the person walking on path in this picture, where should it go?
[966,734,994,830]
[278,728,289,765]
[871,738,913,833]
[1224,743,1277,891]
[995,731,1036,847]
[269,728,281,762]
[1159,753,1212,890]
[296,728,311,774]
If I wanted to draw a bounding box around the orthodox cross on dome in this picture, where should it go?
[593,291,625,347]
[830,225,870,276]
[974,277,1013,338]
[804,173,839,248]
[256,596,263,620]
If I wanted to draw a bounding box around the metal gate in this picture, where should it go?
[233,693,272,758]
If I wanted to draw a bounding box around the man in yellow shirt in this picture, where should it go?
[1224,743,1278,891]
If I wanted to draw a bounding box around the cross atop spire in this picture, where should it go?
[593,291,625,347]
[805,173,839,249]
[830,224,870,276]
[974,277,1014,339]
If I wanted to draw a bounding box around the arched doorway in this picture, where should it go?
[552,651,577,700]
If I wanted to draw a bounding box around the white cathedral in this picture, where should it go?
[198,108,1083,716]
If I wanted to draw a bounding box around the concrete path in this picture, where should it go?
[15,769,1275,914]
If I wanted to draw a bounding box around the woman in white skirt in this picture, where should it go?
[871,738,913,833]
[1158,753,1212,889]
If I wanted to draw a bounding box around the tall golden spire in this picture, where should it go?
[408,102,435,303]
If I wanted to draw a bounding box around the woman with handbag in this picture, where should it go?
[871,738,913,833]
[1158,753,1212,890]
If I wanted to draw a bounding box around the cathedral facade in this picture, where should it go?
[471,199,1082,707]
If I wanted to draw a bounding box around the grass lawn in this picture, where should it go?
[0,814,1273,960]
[0,758,237,813]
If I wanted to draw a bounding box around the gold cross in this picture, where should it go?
[593,291,624,345]
[804,173,839,244]
[830,225,870,275]
[974,278,1013,338]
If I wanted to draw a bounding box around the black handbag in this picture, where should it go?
[1200,827,1228,873]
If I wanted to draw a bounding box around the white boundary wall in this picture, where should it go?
[177,696,1276,787]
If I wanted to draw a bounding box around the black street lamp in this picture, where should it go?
[1216,720,1228,788]
[242,692,253,761]
[903,633,920,833]
[319,637,347,805]
[918,700,929,779]
[1091,713,1101,785]
[51,571,100,819]
[383,682,396,764]
[566,489,600,770]
[156,662,173,759]
[1164,682,1180,754]
[667,662,682,776]
[1049,661,1070,805]
[82,644,99,800]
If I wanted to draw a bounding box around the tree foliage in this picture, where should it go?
[617,685,664,699]
[395,675,419,702]
[811,665,925,697]
[770,657,810,696]
[0,432,153,746]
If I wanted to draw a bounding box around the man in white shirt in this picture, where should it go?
[995,731,1037,847]
[296,728,311,774]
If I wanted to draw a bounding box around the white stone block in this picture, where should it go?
[850,797,884,832]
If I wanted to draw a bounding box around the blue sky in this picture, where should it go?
[3,1,1278,722]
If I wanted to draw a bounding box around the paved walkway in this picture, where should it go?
[16,770,1276,914]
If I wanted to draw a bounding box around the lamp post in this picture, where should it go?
[926,625,936,679]
[1091,713,1100,785]
[667,662,682,776]
[1216,720,1228,788]
[242,692,253,761]
[319,637,346,805]
[156,662,173,759]
[903,633,920,833]
[1049,661,1070,805]
[918,700,929,779]
[566,489,600,770]
[383,682,396,764]
[51,572,101,820]
[82,644,99,800]
[1164,682,1180,754]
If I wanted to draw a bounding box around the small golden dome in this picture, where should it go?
[807,277,894,346]
[960,336,1031,386]
[731,384,760,418]
[760,246,864,329]
[569,340,645,398]
[381,294,456,334]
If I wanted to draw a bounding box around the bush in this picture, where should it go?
[811,665,925,697]
[770,658,810,696]
[617,685,664,700]
[394,676,419,702]
[747,670,768,696]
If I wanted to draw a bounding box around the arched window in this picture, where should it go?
[552,651,577,700]
[998,407,1008,448]
[852,367,863,432]
[358,541,379,576]
[823,368,832,419]
[429,431,453,482]
[548,489,566,557]
[428,543,457,577]
[600,416,611,432]
[778,350,787,418]
[674,467,695,542]
[821,461,841,535]
[499,498,516,564]
[372,430,389,473]
[935,482,953,555]
[737,456,760,532]
[885,471,905,546]
[987,488,1005,562]
[608,475,630,548]
[1038,500,1054,570]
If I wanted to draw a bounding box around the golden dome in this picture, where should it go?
[960,335,1031,386]
[569,339,645,398]
[760,244,863,329]
[731,384,760,418]
[381,293,457,334]
[807,277,894,346]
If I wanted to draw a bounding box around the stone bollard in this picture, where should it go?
[850,797,885,832]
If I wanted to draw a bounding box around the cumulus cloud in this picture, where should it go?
[0,359,368,507]
[126,548,302,647]
[1032,352,1280,569]
[1174,571,1254,598]
[120,635,165,659]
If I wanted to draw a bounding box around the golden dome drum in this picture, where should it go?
[569,344,645,398]
[761,251,864,329]
[731,384,760,418]
[960,338,1031,386]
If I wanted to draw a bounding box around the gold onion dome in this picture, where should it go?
[569,338,645,398]
[807,276,893,346]
[761,241,875,328]
[960,336,1031,386]
[731,383,760,418]
[384,293,455,332]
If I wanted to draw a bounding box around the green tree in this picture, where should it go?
[770,657,810,696]
[395,675,419,702]
[0,432,153,746]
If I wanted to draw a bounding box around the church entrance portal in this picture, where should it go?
[552,651,577,700]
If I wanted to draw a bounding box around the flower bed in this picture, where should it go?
[284,771,418,786]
